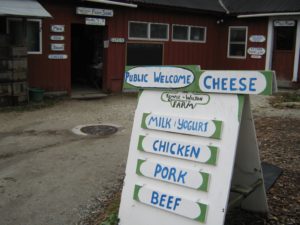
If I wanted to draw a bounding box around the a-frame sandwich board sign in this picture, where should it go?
[119,66,276,225]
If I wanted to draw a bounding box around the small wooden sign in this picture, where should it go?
[51,43,65,51]
[50,35,65,41]
[48,54,68,59]
[76,7,113,17]
[85,17,106,26]
[274,20,296,27]
[247,47,266,56]
[249,35,266,43]
[51,25,65,33]
[111,38,125,43]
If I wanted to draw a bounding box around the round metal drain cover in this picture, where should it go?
[72,124,120,136]
[80,125,118,136]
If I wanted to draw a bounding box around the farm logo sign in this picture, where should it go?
[161,92,210,109]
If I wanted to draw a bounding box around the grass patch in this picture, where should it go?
[270,91,300,108]
[0,97,65,113]
[96,193,121,225]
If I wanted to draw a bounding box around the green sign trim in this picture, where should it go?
[195,203,208,223]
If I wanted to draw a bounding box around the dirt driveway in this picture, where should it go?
[0,94,137,225]
[0,93,298,225]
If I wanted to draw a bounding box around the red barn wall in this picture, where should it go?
[216,17,268,70]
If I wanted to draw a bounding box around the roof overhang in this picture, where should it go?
[0,0,52,18]
[83,0,138,8]
[238,12,300,18]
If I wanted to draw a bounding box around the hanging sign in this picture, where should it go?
[251,55,263,59]
[85,17,106,26]
[274,20,296,27]
[51,43,65,51]
[124,66,274,95]
[249,35,266,43]
[111,38,125,43]
[51,25,65,33]
[247,47,265,56]
[76,7,113,17]
[50,35,65,41]
[48,54,68,59]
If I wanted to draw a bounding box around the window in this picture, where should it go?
[172,25,206,42]
[228,26,247,58]
[7,18,42,54]
[128,21,168,40]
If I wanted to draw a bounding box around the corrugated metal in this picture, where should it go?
[130,0,225,12]
[223,0,300,14]
[0,0,52,17]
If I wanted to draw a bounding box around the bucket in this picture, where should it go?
[29,88,44,102]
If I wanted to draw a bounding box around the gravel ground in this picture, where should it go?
[225,93,300,225]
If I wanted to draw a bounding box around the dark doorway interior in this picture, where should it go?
[71,24,104,91]
[272,22,297,81]
[127,43,163,66]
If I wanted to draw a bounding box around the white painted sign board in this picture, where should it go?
[51,25,65,33]
[76,7,113,17]
[85,17,106,26]
[249,35,266,43]
[48,54,68,59]
[119,66,272,225]
[50,35,65,41]
[51,43,65,51]
[248,47,266,56]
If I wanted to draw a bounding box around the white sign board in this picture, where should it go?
[119,90,242,225]
[50,35,65,41]
[249,35,266,43]
[51,25,65,33]
[76,7,113,17]
[247,47,266,56]
[120,66,270,225]
[85,17,106,26]
[111,38,125,43]
[48,54,68,59]
[51,43,65,51]
[274,20,296,27]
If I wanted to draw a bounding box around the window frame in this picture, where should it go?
[227,26,248,59]
[128,21,169,41]
[172,24,207,43]
[6,18,42,55]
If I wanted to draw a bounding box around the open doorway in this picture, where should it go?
[71,24,104,93]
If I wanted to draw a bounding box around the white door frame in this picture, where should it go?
[265,16,300,82]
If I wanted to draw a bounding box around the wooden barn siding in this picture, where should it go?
[28,1,83,93]
[106,7,220,92]
[216,17,268,70]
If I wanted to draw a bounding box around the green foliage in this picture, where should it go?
[100,212,119,225]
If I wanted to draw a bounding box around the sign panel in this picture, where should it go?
[51,25,65,33]
[141,113,222,139]
[274,20,296,27]
[138,135,218,165]
[119,90,244,225]
[247,47,265,56]
[133,185,208,223]
[249,35,266,43]
[51,43,65,51]
[85,17,106,26]
[111,38,125,43]
[123,66,274,95]
[76,7,113,17]
[48,54,68,59]
[136,159,210,191]
[50,35,65,41]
